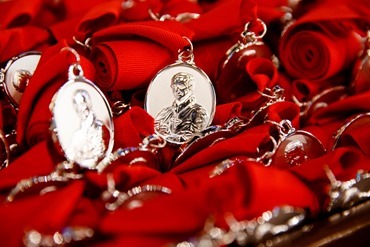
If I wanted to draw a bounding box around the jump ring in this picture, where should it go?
[141,134,167,150]
[178,36,194,63]
[72,36,92,50]
[68,63,84,78]
[244,18,267,39]
[112,101,131,116]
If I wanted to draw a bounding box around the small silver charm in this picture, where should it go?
[50,48,114,170]
[0,51,41,109]
[145,38,216,145]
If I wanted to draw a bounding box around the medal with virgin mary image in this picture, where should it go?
[50,77,114,170]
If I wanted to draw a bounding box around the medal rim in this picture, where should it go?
[144,62,216,145]
[50,77,115,170]
[331,112,370,151]
[221,41,265,70]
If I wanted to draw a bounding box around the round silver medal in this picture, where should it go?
[145,62,216,145]
[0,51,41,108]
[50,68,114,170]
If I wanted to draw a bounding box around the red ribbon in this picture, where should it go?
[307,91,370,125]
[279,3,367,83]
[90,39,173,90]
[291,147,370,206]
[0,26,50,63]
[0,0,43,28]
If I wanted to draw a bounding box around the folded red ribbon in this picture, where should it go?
[0,141,56,191]
[230,161,320,220]
[90,40,172,90]
[185,0,255,40]
[171,124,271,173]
[0,0,43,28]
[88,21,194,91]
[76,0,202,39]
[86,165,164,192]
[280,27,362,83]
[76,0,123,36]
[113,106,154,148]
[0,26,50,63]
[307,91,370,125]
[279,3,365,83]
[91,21,194,53]
[266,101,301,128]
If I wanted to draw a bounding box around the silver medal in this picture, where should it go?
[50,56,114,170]
[145,39,216,145]
[0,51,41,108]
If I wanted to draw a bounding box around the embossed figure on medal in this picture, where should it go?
[145,37,216,145]
[155,72,208,143]
[67,89,107,165]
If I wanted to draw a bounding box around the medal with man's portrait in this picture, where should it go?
[145,62,216,145]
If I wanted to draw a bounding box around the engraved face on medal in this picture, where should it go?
[0,51,41,108]
[50,78,114,169]
[272,131,326,168]
[145,63,216,145]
